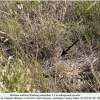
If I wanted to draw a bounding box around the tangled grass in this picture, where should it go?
[0,1,100,92]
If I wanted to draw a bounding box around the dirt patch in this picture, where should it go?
[0,31,16,58]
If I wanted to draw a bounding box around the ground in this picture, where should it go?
[0,1,100,92]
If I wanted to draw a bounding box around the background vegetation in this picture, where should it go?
[0,1,100,92]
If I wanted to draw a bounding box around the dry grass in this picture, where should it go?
[0,1,100,92]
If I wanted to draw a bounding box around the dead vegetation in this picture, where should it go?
[0,1,100,92]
